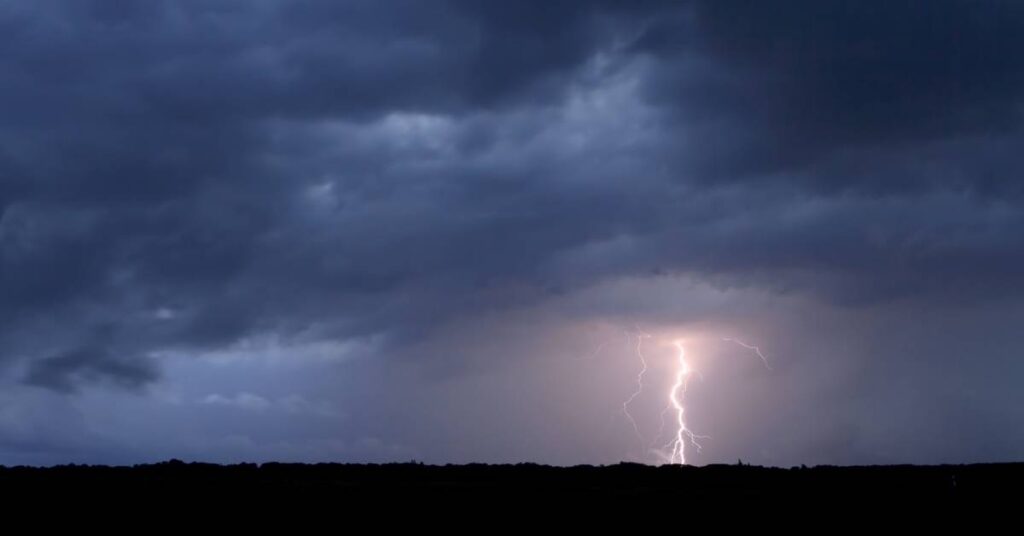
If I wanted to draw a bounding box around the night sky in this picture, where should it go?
[2,1,1024,467]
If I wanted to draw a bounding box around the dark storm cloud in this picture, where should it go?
[637,0,1024,194]
[1,0,1023,410]
[24,345,158,394]
[19,323,158,393]
[693,1,1024,141]
[0,0,672,391]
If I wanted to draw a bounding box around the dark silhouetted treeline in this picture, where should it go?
[1,459,1021,513]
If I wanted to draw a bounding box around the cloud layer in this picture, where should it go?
[1,1,1023,465]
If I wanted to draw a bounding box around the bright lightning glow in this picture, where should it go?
[610,329,772,465]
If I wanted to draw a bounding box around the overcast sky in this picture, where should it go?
[2,0,1023,466]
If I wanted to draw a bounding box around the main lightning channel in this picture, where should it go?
[612,331,771,465]
[667,341,697,464]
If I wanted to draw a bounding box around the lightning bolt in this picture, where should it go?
[609,329,772,465]
[620,327,651,447]
[659,338,770,465]
[665,341,706,464]
[723,338,772,370]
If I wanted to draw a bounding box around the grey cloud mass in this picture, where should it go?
[1,0,1023,466]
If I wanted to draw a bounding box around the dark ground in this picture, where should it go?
[2,460,1020,513]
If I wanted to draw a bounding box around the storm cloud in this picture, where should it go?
[1,0,1022,466]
